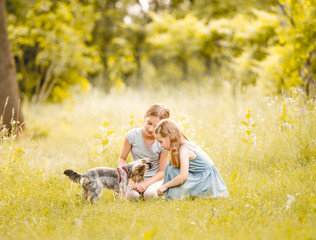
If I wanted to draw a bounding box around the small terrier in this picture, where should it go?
[64,159,152,203]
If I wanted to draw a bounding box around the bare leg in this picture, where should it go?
[126,189,141,200]
[143,180,163,200]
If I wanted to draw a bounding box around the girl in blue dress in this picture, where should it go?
[155,119,228,199]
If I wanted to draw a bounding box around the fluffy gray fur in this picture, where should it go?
[64,159,152,203]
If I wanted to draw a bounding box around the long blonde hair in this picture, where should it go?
[145,103,170,120]
[155,119,188,167]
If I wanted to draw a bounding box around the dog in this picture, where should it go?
[64,159,152,203]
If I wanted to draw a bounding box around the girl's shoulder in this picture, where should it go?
[126,128,142,145]
[180,141,199,150]
[180,142,199,160]
[126,127,142,135]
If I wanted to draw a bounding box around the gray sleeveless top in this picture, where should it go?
[126,128,165,180]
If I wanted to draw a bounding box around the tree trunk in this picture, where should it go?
[204,54,212,76]
[0,0,24,133]
[181,57,189,82]
[135,46,143,88]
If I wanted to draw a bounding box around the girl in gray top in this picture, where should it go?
[118,104,170,200]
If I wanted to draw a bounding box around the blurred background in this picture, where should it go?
[3,0,316,101]
[0,0,315,135]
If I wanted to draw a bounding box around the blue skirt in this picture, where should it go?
[163,162,229,199]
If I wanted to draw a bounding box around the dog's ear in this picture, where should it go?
[132,162,146,175]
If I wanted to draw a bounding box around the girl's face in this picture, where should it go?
[143,116,160,138]
[155,133,170,150]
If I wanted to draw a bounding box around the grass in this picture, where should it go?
[0,87,315,240]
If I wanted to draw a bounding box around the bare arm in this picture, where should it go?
[118,137,131,167]
[134,150,168,192]
[138,150,168,186]
[157,149,190,195]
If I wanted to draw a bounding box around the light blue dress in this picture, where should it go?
[163,143,228,199]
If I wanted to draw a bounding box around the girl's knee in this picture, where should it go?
[143,188,158,200]
[126,190,141,200]
[143,181,162,200]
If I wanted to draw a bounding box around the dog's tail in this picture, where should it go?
[64,169,82,184]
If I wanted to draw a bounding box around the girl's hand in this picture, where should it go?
[157,184,168,196]
[133,182,148,193]
[129,179,136,189]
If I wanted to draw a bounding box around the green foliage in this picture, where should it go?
[5,0,316,96]
[8,0,102,103]
[147,13,204,60]
[106,36,138,87]
[146,13,205,82]
[91,120,115,161]
[187,0,278,19]
[241,109,258,148]
[201,10,279,88]
[90,0,144,89]
[258,0,316,93]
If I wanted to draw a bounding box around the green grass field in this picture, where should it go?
[0,87,315,240]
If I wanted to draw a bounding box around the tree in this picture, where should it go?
[257,0,316,95]
[91,0,147,90]
[147,13,205,82]
[8,0,102,103]
[0,0,24,133]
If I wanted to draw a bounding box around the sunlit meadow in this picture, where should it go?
[0,86,315,240]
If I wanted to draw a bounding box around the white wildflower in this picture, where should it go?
[285,194,295,211]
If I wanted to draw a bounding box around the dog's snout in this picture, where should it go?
[138,158,153,169]
[146,162,153,169]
